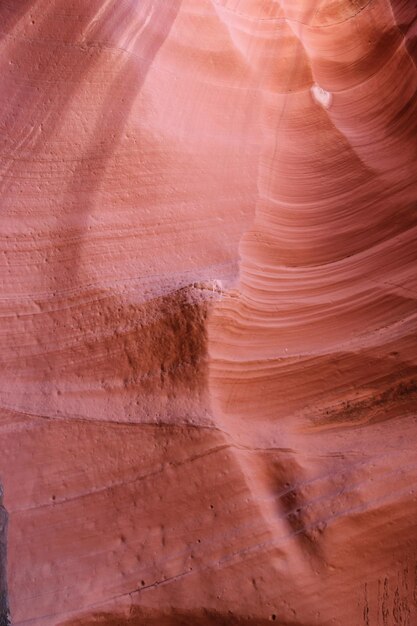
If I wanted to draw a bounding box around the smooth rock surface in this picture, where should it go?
[1,1,417,625]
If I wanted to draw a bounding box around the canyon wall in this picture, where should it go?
[1,1,417,624]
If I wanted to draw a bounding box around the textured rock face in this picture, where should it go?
[1,1,417,625]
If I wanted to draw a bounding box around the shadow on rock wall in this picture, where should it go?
[64,607,312,626]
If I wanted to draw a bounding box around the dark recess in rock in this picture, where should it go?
[0,486,10,626]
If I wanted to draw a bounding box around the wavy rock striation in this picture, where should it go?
[210,0,417,624]
[1,1,417,625]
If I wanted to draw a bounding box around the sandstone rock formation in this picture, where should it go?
[1,1,417,625]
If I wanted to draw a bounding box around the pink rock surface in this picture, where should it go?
[1,1,417,625]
